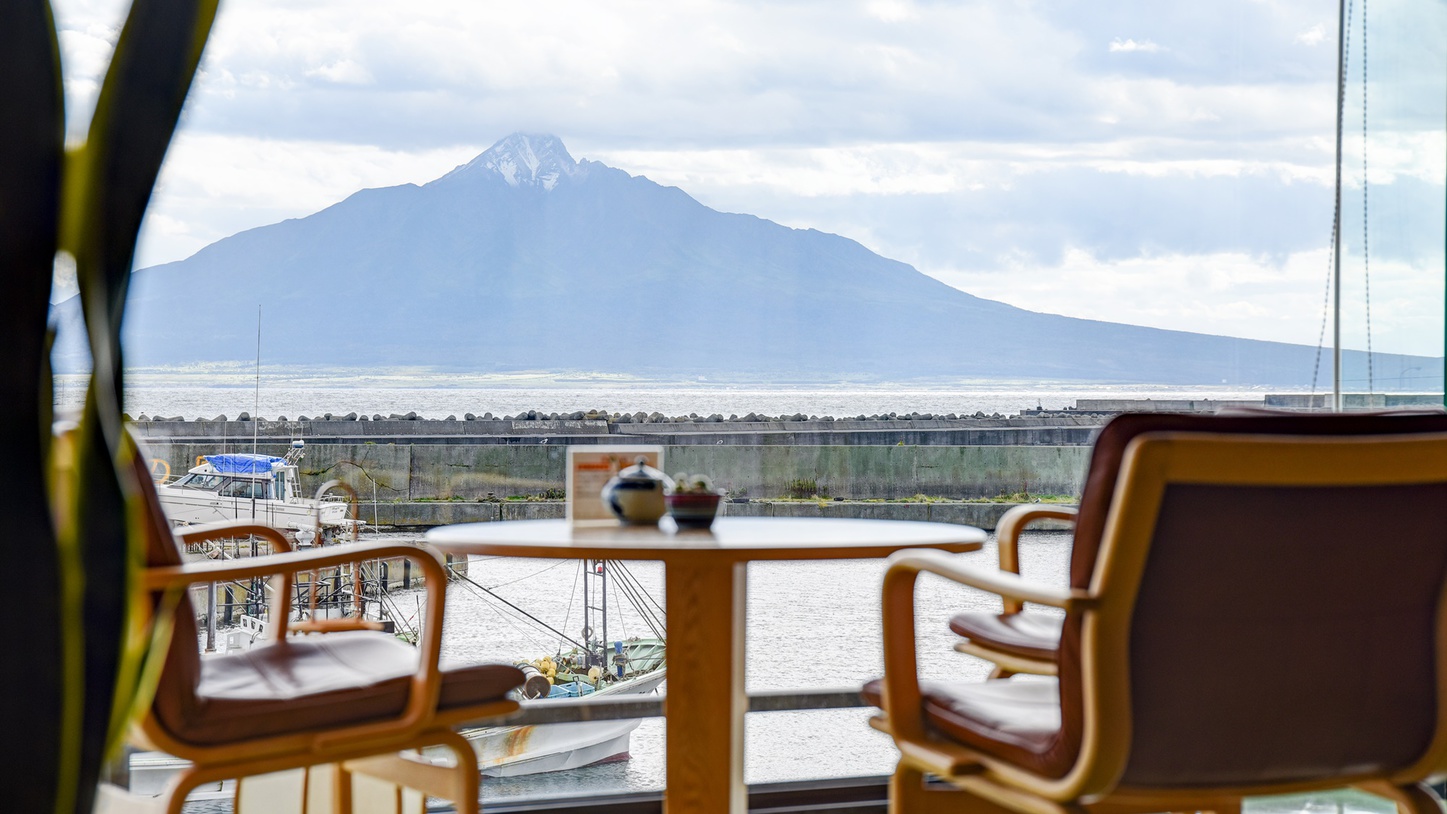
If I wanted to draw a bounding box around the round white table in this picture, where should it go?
[426,516,987,814]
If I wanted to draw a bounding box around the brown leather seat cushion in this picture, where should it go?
[159,631,523,746]
[862,677,1062,774]
[949,612,1062,661]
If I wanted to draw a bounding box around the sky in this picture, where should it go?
[50,0,1447,361]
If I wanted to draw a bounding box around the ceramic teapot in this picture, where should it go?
[601,456,674,525]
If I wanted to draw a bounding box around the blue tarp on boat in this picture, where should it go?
[204,453,284,474]
[547,681,597,698]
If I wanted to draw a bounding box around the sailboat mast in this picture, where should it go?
[253,305,261,453]
[1332,0,1348,412]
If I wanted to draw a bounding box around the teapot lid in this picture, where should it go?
[617,456,671,486]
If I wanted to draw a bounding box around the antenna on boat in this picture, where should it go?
[253,305,261,453]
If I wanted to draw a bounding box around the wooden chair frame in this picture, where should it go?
[876,431,1447,814]
[134,521,517,814]
[955,505,1078,677]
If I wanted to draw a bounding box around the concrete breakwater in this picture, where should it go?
[130,414,1102,446]
[135,415,1101,515]
[361,499,1076,531]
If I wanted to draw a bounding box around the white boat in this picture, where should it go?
[449,559,667,776]
[467,662,666,777]
[155,440,359,545]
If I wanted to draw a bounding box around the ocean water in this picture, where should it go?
[58,373,1294,421]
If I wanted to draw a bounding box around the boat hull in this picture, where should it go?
[464,668,666,777]
[156,487,351,541]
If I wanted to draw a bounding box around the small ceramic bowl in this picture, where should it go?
[666,492,721,530]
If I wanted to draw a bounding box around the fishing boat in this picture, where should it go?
[453,558,668,776]
[154,440,360,545]
[467,640,666,776]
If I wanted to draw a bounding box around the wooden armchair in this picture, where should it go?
[951,411,1447,677]
[128,452,523,814]
[872,423,1447,814]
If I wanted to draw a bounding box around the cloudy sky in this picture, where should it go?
[52,0,1447,361]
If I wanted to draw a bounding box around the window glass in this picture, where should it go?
[219,479,266,500]
[177,473,223,490]
[43,0,1447,807]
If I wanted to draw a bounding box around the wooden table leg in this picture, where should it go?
[664,559,747,814]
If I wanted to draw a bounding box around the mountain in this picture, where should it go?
[87,133,1434,385]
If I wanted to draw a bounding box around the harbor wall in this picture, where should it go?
[134,416,1099,505]
[130,416,1101,446]
[141,440,1093,503]
[360,499,1077,531]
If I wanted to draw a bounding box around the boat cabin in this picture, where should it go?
[169,454,299,503]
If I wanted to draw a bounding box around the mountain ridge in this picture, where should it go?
[58,132,1435,385]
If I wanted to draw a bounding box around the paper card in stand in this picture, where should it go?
[567,446,664,525]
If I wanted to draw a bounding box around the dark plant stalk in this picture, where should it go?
[0,2,64,811]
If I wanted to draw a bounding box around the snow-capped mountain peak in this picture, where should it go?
[442,132,582,190]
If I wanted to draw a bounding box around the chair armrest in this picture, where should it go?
[994,504,1077,613]
[146,540,452,749]
[887,548,1088,610]
[143,540,440,589]
[177,520,293,553]
[879,549,1092,747]
[173,522,295,626]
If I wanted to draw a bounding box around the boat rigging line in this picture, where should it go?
[559,562,583,652]
[449,573,559,650]
[448,565,588,651]
[613,561,665,617]
[482,557,572,590]
[608,562,666,641]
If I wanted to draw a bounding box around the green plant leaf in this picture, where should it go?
[57,2,219,810]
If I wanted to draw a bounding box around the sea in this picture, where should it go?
[59,373,1302,421]
[98,375,1386,813]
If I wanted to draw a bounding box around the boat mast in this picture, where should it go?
[1332,0,1348,412]
[582,559,609,670]
[253,307,261,451]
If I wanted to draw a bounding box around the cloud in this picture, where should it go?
[1296,24,1326,45]
[50,0,1351,150]
[49,0,1447,358]
[928,247,1443,357]
[1109,38,1163,53]
[136,133,475,267]
[306,59,374,85]
[864,0,919,23]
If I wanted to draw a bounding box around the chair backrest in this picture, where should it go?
[1077,427,1447,793]
[1070,411,1447,588]
[130,450,204,739]
[1046,412,1447,785]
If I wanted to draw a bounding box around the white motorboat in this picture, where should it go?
[154,440,359,545]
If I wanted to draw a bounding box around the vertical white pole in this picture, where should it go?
[1332,0,1348,412]
[253,307,261,451]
